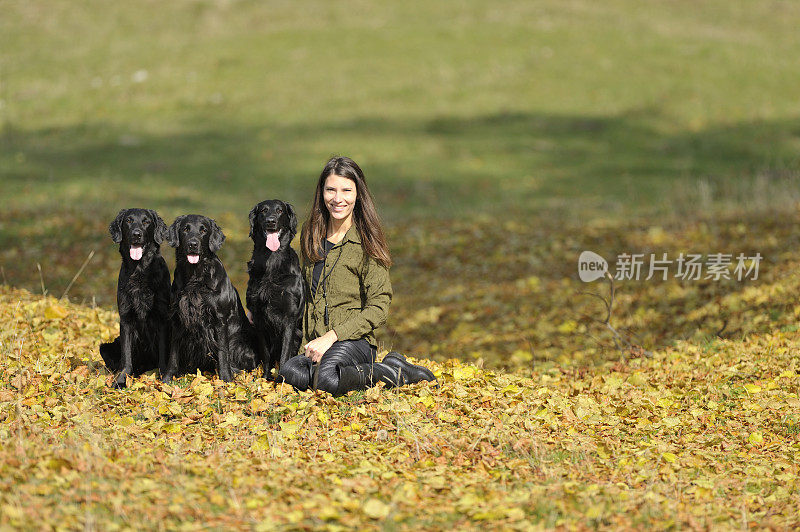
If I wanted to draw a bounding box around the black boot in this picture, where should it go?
[382,352,437,387]
[333,362,401,396]
[277,355,314,391]
[99,338,121,372]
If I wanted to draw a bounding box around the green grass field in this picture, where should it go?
[3,0,800,220]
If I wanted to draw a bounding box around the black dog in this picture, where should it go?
[246,200,305,379]
[99,208,171,388]
[162,214,258,383]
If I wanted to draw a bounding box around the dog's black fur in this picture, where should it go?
[246,200,305,378]
[100,208,171,388]
[162,214,257,382]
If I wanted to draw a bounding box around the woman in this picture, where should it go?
[278,156,436,396]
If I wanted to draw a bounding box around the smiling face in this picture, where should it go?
[323,174,357,226]
[249,200,297,252]
[167,215,225,264]
[110,208,166,261]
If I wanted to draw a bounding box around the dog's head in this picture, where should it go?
[109,208,168,261]
[248,200,297,252]
[166,214,225,264]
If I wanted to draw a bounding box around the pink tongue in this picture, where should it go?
[266,232,280,252]
[130,246,143,260]
[187,254,199,264]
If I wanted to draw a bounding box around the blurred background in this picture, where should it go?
[2,0,800,370]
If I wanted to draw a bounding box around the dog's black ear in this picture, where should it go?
[286,202,298,241]
[248,204,258,239]
[166,215,185,248]
[208,218,226,253]
[149,210,168,245]
[109,209,127,243]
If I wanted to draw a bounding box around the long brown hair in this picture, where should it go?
[300,156,392,268]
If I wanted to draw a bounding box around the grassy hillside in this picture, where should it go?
[3,0,800,218]
[2,0,799,313]
[1,286,798,529]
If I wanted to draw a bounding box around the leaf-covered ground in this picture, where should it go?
[4,208,799,374]
[1,286,798,529]
[388,211,800,370]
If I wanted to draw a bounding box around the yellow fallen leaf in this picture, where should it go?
[319,506,340,521]
[748,432,764,444]
[511,350,533,362]
[437,411,457,423]
[661,452,678,463]
[506,507,526,521]
[44,304,68,320]
[162,423,181,434]
[744,384,761,394]
[250,398,268,414]
[585,504,604,519]
[221,412,239,427]
[627,373,647,387]
[363,499,390,519]
[452,366,476,381]
[279,421,299,434]
[192,380,214,397]
[424,475,446,490]
[250,434,270,452]
[557,320,578,334]
[416,395,434,408]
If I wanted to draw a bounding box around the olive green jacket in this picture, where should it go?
[302,225,392,348]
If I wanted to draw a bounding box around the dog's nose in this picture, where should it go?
[132,229,143,239]
[187,239,200,252]
[265,217,277,225]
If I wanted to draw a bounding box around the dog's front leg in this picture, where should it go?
[256,332,271,380]
[277,324,296,374]
[217,323,233,382]
[162,333,180,384]
[157,321,169,378]
[115,324,134,388]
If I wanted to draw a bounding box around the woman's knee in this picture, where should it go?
[277,355,312,391]
[313,342,354,393]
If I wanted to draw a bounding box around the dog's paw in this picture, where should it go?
[113,374,128,389]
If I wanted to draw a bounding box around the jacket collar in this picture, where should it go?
[333,224,361,246]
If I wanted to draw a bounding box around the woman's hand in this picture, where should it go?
[304,330,338,363]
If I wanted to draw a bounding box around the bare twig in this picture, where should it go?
[715,319,728,339]
[36,263,47,297]
[579,272,653,359]
[60,249,95,301]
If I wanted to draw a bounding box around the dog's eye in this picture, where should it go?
[183,226,190,233]
[127,217,133,223]
[276,208,283,214]
[200,226,207,233]
[143,219,150,226]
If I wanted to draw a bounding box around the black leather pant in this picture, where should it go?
[278,339,376,395]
